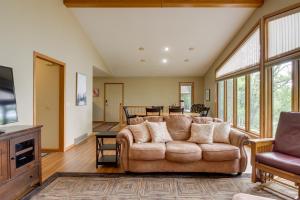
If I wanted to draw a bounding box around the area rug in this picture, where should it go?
[93,122,119,132]
[25,173,297,200]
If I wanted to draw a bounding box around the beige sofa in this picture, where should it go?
[117,115,249,174]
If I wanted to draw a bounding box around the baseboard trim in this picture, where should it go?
[63,132,94,152]
[64,144,75,152]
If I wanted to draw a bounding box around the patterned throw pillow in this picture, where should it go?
[128,121,151,143]
[188,123,214,144]
[146,121,173,143]
[213,122,231,144]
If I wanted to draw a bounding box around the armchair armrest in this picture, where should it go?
[249,138,275,146]
[249,138,275,183]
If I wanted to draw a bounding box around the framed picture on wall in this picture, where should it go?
[93,88,100,97]
[205,89,210,101]
[76,72,87,106]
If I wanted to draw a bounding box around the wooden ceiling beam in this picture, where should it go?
[63,0,264,8]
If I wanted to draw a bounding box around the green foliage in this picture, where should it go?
[237,76,246,128]
[250,72,260,133]
[272,62,292,136]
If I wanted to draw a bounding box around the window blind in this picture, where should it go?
[268,10,300,59]
[216,28,260,78]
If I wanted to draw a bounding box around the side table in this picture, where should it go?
[95,131,120,168]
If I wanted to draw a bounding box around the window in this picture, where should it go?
[272,61,293,136]
[218,81,225,120]
[226,79,234,124]
[237,76,246,128]
[267,9,300,59]
[216,28,260,78]
[250,72,260,133]
[179,82,193,112]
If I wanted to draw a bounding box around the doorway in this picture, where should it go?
[33,52,65,152]
[104,83,124,122]
[179,82,194,112]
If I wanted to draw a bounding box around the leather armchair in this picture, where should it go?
[250,112,300,200]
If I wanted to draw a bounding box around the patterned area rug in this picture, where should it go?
[26,173,297,200]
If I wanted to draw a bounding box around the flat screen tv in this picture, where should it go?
[0,66,18,125]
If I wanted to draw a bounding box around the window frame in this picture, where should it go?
[216,24,261,80]
[264,7,300,63]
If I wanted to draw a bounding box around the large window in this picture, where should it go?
[250,72,260,133]
[226,79,234,124]
[215,5,300,138]
[267,9,300,59]
[216,28,260,78]
[218,81,225,120]
[179,82,193,112]
[271,61,293,136]
[237,76,246,128]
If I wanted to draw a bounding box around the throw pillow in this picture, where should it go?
[213,122,231,144]
[146,121,173,143]
[128,121,151,143]
[188,123,214,144]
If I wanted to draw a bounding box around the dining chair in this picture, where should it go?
[146,107,161,116]
[123,106,137,125]
[169,106,184,114]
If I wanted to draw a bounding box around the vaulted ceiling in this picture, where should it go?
[71,7,255,77]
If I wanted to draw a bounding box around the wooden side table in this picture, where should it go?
[95,131,120,168]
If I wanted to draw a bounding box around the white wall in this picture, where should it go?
[0,0,109,148]
[93,77,204,121]
[204,0,300,117]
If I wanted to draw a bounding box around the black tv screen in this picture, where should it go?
[0,66,18,125]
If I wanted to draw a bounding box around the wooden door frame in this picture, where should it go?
[33,51,65,152]
[104,83,124,122]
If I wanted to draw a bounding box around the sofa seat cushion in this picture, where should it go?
[129,143,166,161]
[200,143,240,161]
[256,152,300,175]
[166,141,202,163]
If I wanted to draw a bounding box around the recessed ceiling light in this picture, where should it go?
[184,59,189,62]
[138,47,144,51]
[162,58,168,64]
[140,59,146,63]
[188,47,195,51]
[164,47,170,52]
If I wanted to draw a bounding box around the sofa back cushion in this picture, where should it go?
[274,112,300,158]
[164,115,192,140]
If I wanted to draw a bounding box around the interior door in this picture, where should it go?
[105,84,123,122]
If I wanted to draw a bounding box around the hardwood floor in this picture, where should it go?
[42,124,252,182]
[42,136,123,181]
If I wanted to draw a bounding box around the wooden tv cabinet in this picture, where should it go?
[0,125,42,200]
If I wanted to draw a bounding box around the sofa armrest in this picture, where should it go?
[116,128,133,171]
[230,129,249,147]
[117,127,133,146]
[229,129,249,173]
